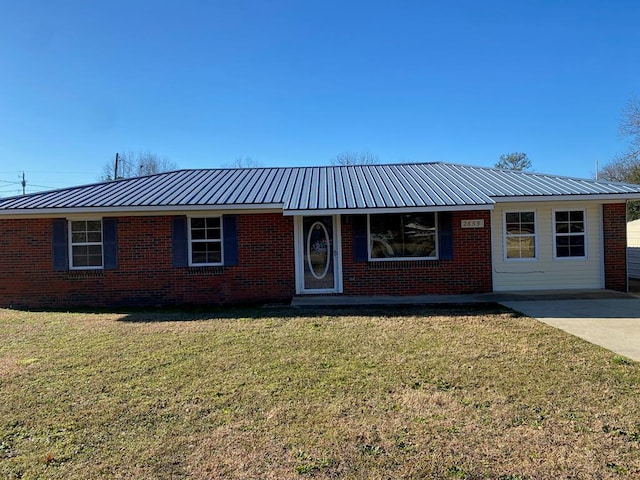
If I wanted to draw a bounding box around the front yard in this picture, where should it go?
[1,305,639,479]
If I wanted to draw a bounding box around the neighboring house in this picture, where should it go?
[1,162,639,308]
[627,219,640,279]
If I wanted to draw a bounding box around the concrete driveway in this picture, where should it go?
[500,298,640,361]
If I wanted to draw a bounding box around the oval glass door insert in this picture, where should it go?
[307,221,331,279]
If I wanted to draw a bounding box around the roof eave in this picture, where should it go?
[0,203,285,218]
[492,193,640,203]
[283,204,494,216]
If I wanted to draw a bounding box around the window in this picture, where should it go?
[69,220,103,269]
[554,210,586,258]
[369,213,437,260]
[189,217,223,265]
[505,211,536,260]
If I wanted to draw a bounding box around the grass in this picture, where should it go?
[1,305,639,479]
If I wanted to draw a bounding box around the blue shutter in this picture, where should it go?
[52,219,68,271]
[172,216,188,267]
[103,218,118,270]
[438,212,453,260]
[353,215,368,262]
[223,215,238,266]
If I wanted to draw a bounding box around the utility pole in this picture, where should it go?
[114,152,120,180]
[21,171,26,195]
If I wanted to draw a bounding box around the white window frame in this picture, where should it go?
[367,212,439,262]
[503,210,538,262]
[68,219,104,270]
[552,208,587,260]
[188,216,224,266]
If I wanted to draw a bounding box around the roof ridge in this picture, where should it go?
[447,162,613,184]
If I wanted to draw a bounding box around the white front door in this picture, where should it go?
[294,215,343,294]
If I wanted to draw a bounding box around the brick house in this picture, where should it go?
[1,162,639,308]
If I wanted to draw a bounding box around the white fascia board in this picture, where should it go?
[283,204,494,216]
[0,204,285,219]
[492,194,640,203]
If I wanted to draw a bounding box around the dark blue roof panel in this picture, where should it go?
[2,162,640,214]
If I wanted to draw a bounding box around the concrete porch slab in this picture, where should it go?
[290,289,633,307]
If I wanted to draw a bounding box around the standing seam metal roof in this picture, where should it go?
[2,162,640,213]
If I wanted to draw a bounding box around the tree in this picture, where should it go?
[101,151,176,180]
[598,157,640,184]
[495,152,532,171]
[618,96,640,164]
[598,97,640,220]
[330,151,379,166]
[222,156,263,168]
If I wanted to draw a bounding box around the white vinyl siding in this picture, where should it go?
[627,219,640,278]
[492,202,602,291]
[627,219,640,247]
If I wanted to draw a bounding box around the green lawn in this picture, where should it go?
[1,305,639,479]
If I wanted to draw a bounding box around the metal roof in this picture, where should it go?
[2,162,640,215]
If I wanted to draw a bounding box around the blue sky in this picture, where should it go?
[1,1,639,196]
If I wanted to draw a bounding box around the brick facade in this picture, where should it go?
[0,214,295,308]
[0,205,629,308]
[341,211,493,295]
[603,203,628,292]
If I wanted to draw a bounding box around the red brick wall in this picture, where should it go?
[340,211,493,295]
[603,203,627,292]
[0,210,494,308]
[0,214,295,308]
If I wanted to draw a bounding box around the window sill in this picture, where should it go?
[67,270,105,279]
[187,266,225,275]
[367,260,443,270]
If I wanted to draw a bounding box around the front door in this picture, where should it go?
[295,216,342,294]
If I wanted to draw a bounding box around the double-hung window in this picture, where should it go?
[554,210,586,258]
[69,220,103,269]
[368,213,437,260]
[504,211,536,260]
[189,217,223,265]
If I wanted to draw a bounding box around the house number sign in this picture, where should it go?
[461,219,484,228]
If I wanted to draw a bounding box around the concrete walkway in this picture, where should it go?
[500,298,640,362]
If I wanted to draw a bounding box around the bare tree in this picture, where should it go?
[222,156,263,169]
[330,151,379,166]
[598,157,640,184]
[599,98,640,183]
[619,96,640,164]
[495,152,532,171]
[101,151,176,180]
[598,97,640,219]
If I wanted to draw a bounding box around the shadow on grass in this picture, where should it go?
[5,303,512,322]
[115,303,512,323]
